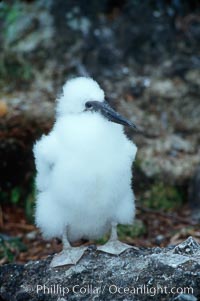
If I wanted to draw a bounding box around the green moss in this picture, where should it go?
[10,187,22,204]
[144,181,182,211]
[118,219,146,239]
[0,235,27,263]
[0,2,22,32]
[0,53,33,86]
[0,2,33,87]
[0,187,22,204]
[134,158,142,170]
[0,177,36,223]
[95,234,109,245]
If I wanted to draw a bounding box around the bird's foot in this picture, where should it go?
[97,239,136,255]
[50,246,87,267]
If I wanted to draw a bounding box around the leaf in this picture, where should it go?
[10,187,21,204]
[0,100,8,117]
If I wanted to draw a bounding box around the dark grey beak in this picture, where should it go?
[85,101,137,130]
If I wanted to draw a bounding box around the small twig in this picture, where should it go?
[7,223,35,231]
[0,205,3,227]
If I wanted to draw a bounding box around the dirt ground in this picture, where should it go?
[1,202,200,265]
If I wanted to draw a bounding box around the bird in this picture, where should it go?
[33,77,138,267]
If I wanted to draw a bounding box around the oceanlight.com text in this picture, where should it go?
[108,284,193,296]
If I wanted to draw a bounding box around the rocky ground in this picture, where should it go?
[0,237,200,301]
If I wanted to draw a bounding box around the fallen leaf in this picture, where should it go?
[0,100,8,117]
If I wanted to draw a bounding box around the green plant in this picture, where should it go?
[0,177,36,224]
[118,219,146,239]
[0,186,22,205]
[0,2,22,31]
[143,181,182,211]
[0,2,33,87]
[10,187,22,204]
[0,53,33,84]
[0,235,27,263]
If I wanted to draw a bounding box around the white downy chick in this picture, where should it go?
[34,77,137,267]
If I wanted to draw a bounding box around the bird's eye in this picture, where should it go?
[85,102,93,109]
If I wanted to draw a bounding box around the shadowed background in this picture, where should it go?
[0,0,200,264]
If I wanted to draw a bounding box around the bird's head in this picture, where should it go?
[56,77,137,130]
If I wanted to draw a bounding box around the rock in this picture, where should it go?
[0,91,54,190]
[147,79,188,99]
[0,237,200,300]
[26,231,37,241]
[4,2,54,52]
[185,70,200,86]
[155,234,165,245]
[131,131,198,185]
[173,294,197,301]
[173,236,200,255]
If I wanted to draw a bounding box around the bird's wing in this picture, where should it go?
[33,133,58,192]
